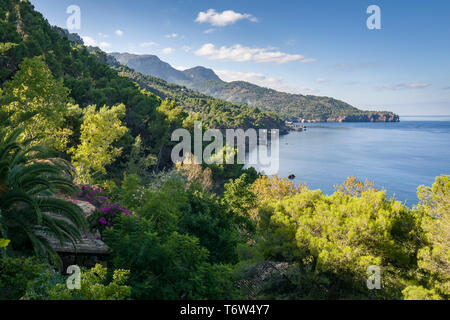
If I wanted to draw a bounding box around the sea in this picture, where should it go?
[246,116,450,207]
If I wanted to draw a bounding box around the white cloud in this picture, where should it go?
[162,47,175,54]
[182,45,192,52]
[379,82,431,90]
[115,30,123,36]
[203,28,216,34]
[165,33,178,39]
[195,9,258,27]
[81,36,111,50]
[195,43,316,64]
[173,65,188,71]
[215,69,318,95]
[315,78,329,84]
[215,70,267,83]
[140,41,158,48]
[98,33,109,38]
[406,82,430,88]
[82,36,97,47]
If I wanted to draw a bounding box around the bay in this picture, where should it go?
[247,116,450,206]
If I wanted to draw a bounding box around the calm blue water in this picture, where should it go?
[248,116,450,206]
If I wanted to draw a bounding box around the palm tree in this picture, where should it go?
[0,127,88,267]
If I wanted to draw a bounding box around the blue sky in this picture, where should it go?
[31,0,450,115]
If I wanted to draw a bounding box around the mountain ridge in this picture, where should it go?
[110,52,399,122]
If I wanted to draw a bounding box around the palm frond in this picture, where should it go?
[37,197,88,231]
[0,190,42,224]
[0,127,88,267]
[34,234,63,270]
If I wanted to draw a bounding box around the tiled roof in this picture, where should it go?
[41,199,109,255]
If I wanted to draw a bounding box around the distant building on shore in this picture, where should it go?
[284,121,306,132]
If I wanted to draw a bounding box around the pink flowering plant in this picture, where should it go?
[77,185,133,237]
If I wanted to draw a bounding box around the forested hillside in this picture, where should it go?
[98,50,287,131]
[188,79,400,122]
[0,0,285,169]
[0,0,164,170]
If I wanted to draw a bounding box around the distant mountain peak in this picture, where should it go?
[182,66,221,81]
[110,52,189,84]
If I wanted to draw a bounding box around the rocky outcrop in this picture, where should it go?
[298,112,400,123]
[52,26,84,45]
[329,112,400,123]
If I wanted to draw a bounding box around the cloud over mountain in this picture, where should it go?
[215,69,318,94]
[195,43,316,64]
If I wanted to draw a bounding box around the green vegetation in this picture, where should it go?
[0,256,50,300]
[69,103,128,183]
[2,56,74,150]
[0,0,447,301]
[229,175,448,300]
[22,264,132,300]
[1,0,164,174]
[403,175,449,299]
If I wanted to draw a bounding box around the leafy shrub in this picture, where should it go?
[23,264,131,300]
[0,257,50,300]
[246,176,424,299]
[104,215,237,299]
[403,175,450,299]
